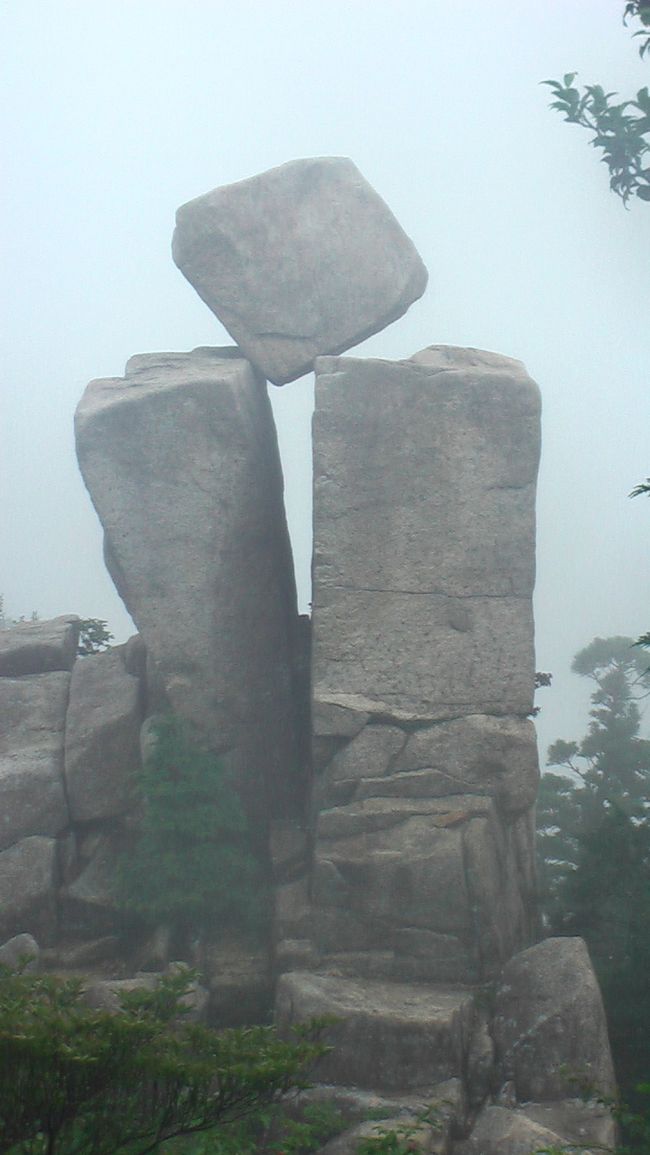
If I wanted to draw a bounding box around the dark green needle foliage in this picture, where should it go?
[118,715,267,948]
[538,637,650,1110]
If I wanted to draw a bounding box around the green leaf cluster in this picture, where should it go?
[543,75,650,203]
[543,3,650,204]
[117,716,267,945]
[355,1107,443,1155]
[0,966,326,1155]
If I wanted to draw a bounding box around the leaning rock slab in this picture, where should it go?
[75,347,301,825]
[492,937,616,1102]
[0,674,70,850]
[0,616,79,676]
[64,645,142,822]
[172,157,428,385]
[276,971,474,1092]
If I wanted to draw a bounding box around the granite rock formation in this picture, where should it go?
[172,157,428,385]
[0,617,143,948]
[0,158,619,1154]
[64,645,142,822]
[301,346,541,986]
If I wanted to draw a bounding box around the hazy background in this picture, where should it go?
[2,0,648,760]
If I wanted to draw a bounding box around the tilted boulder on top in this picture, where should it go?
[75,346,303,829]
[172,157,428,385]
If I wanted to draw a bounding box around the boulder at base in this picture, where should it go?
[492,937,616,1102]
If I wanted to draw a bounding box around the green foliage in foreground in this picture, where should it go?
[117,715,267,950]
[0,965,327,1155]
[159,1099,345,1154]
[543,2,650,204]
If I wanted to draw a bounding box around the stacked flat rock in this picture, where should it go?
[172,157,428,385]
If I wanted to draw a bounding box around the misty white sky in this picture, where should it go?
[2,0,648,759]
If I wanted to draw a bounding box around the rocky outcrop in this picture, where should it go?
[0,837,57,942]
[75,347,302,826]
[0,615,79,676]
[0,672,70,851]
[277,972,475,1093]
[456,1100,616,1155]
[311,347,540,723]
[64,645,142,822]
[172,158,428,385]
[0,617,147,951]
[304,346,541,986]
[0,157,619,1155]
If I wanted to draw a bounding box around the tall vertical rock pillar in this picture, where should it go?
[309,346,542,982]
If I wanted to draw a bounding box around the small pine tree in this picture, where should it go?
[118,716,267,952]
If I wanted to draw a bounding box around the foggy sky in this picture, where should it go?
[2,0,648,759]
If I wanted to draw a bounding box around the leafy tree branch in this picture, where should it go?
[543,2,650,204]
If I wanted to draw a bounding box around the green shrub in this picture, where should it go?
[0,965,326,1155]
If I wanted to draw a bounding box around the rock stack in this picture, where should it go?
[1,158,616,1153]
[0,616,143,955]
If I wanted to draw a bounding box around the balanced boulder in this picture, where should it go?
[172,157,428,385]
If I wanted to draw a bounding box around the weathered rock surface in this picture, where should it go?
[84,970,209,1020]
[0,933,40,971]
[75,347,301,825]
[456,1099,616,1155]
[0,616,79,676]
[312,347,541,722]
[61,833,124,936]
[172,158,427,386]
[455,1104,575,1155]
[201,936,273,1026]
[492,937,616,1102]
[64,645,142,822]
[311,796,529,981]
[276,972,475,1092]
[320,1117,435,1155]
[298,1079,463,1155]
[0,836,57,941]
[304,345,542,987]
[0,673,70,850]
[520,1099,617,1150]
